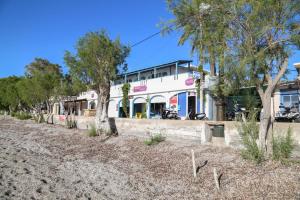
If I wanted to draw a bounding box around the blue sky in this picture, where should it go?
[0,0,299,79]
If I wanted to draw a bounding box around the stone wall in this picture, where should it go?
[48,115,300,149]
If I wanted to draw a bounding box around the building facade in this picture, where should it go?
[108,60,215,119]
[54,60,217,119]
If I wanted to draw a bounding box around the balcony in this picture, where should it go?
[110,73,207,97]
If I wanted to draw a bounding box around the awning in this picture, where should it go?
[134,97,146,104]
[151,96,166,103]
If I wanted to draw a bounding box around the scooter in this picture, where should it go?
[188,110,208,120]
[161,109,180,120]
[226,104,248,121]
[275,104,300,122]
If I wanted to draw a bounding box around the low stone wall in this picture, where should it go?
[48,115,300,149]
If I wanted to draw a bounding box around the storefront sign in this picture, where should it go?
[169,95,178,111]
[59,115,65,121]
[133,85,147,92]
[185,77,194,86]
[170,96,177,104]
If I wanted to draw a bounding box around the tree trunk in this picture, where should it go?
[257,58,288,159]
[95,84,116,135]
[210,57,216,76]
[259,94,272,157]
[216,98,225,121]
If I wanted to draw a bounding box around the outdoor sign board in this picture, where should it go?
[169,95,178,111]
[185,77,194,86]
[133,85,147,92]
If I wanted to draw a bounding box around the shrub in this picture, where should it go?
[11,111,32,120]
[272,127,294,161]
[144,134,166,146]
[238,111,264,164]
[88,125,98,137]
[66,118,77,129]
[141,112,147,119]
[33,114,45,123]
[11,112,17,117]
[15,112,32,120]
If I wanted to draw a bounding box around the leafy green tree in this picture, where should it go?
[167,0,300,157]
[0,76,22,112]
[64,30,130,135]
[16,77,45,122]
[227,0,300,157]
[166,0,229,120]
[24,58,63,114]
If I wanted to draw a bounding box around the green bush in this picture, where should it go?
[144,134,166,146]
[272,127,294,161]
[88,125,98,137]
[141,112,147,119]
[32,114,45,123]
[238,111,264,164]
[11,112,17,117]
[11,111,32,120]
[66,118,77,129]
[16,112,32,120]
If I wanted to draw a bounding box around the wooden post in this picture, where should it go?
[191,150,196,178]
[213,168,220,190]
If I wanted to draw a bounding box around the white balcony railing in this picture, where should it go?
[110,73,208,97]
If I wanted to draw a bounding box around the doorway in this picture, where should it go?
[188,96,196,115]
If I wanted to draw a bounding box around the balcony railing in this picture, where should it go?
[110,72,207,97]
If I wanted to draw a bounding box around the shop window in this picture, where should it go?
[90,101,96,109]
[282,95,299,108]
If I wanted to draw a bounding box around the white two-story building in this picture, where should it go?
[108,60,216,119]
[58,60,217,120]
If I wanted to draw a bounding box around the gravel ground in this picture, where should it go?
[0,116,299,200]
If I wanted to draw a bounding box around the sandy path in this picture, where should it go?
[0,116,299,199]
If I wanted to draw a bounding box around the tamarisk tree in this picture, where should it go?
[229,0,300,157]
[64,30,130,135]
[168,0,300,157]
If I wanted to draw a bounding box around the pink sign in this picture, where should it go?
[59,115,65,121]
[185,77,194,86]
[133,85,147,92]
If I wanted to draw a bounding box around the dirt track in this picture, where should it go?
[0,116,299,199]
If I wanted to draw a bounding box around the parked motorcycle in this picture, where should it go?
[161,109,180,120]
[188,110,208,120]
[226,104,247,121]
[275,104,300,122]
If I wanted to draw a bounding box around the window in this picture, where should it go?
[291,95,299,107]
[282,94,299,108]
[283,96,290,107]
[162,72,168,77]
[141,76,146,80]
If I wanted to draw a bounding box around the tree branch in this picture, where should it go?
[271,58,288,89]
